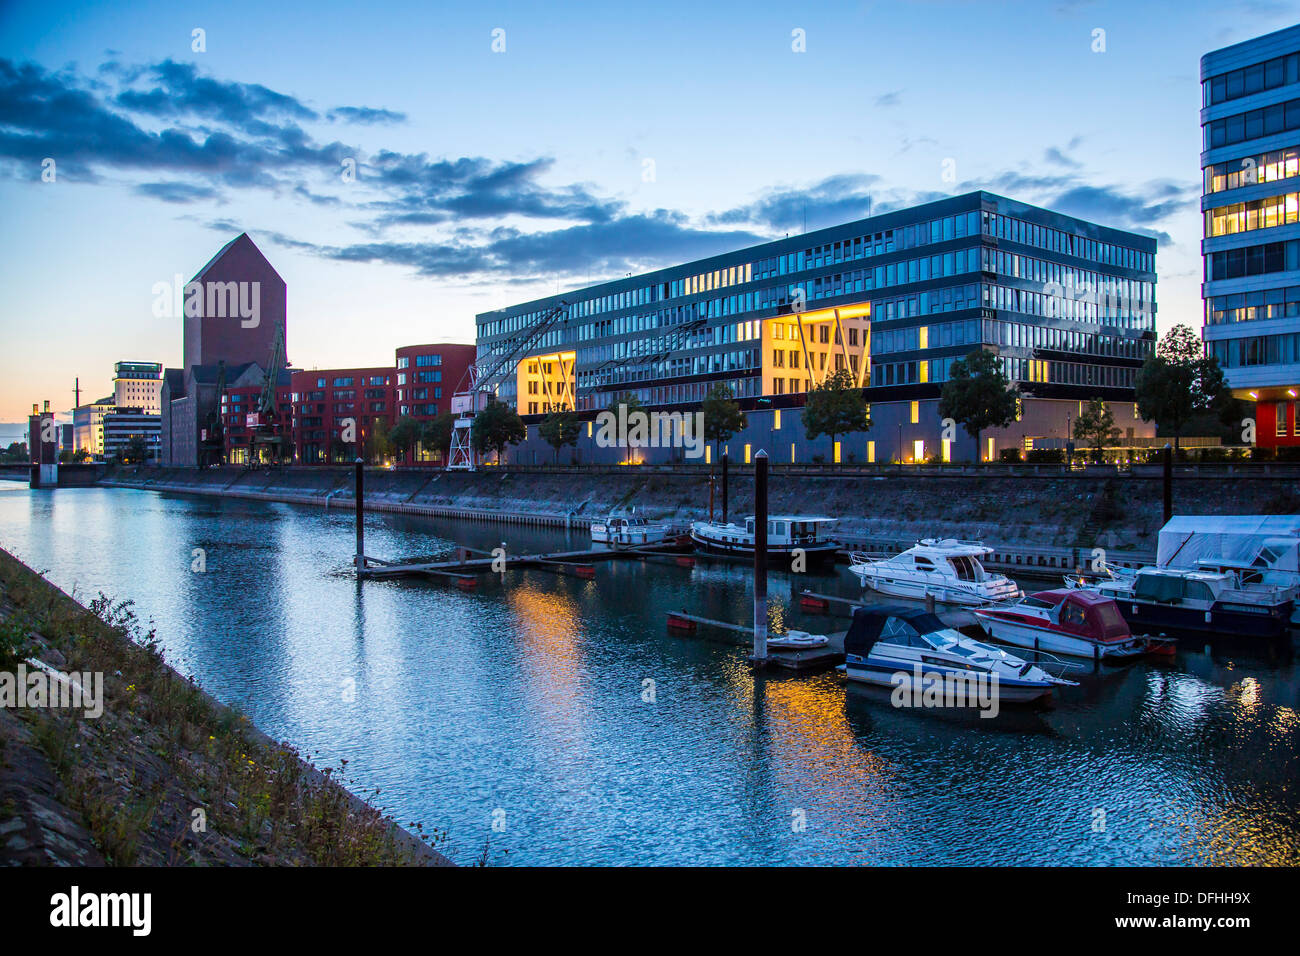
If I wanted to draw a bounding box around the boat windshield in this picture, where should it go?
[948,555,983,581]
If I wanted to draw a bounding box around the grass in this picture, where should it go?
[0,546,451,866]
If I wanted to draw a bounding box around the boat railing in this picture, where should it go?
[1010,646,1088,679]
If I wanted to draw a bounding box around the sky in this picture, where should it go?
[2,0,1299,423]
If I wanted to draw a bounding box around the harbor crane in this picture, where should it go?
[448,301,568,470]
[246,325,288,466]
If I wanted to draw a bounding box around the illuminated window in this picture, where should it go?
[910,400,919,424]
[705,445,711,465]
[867,440,875,463]
[790,443,796,463]
[919,361,929,384]
[986,437,995,461]
[773,409,781,430]
[833,441,842,464]
[913,439,924,462]
[942,439,951,463]
[744,443,752,464]
[919,326,928,349]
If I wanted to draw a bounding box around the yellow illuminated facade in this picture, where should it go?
[516,350,576,415]
[760,301,871,396]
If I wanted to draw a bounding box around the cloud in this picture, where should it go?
[134,181,223,203]
[708,173,881,231]
[874,90,902,108]
[326,106,406,125]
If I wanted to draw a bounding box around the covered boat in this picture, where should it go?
[590,513,674,548]
[839,605,1076,704]
[973,588,1153,662]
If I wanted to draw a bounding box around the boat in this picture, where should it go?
[848,539,1022,606]
[973,588,1154,662]
[590,512,674,548]
[838,605,1077,704]
[1069,566,1294,641]
[767,629,829,650]
[689,515,839,565]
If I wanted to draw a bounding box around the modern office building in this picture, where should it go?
[1201,24,1300,448]
[102,407,161,461]
[475,190,1157,464]
[113,361,164,415]
[73,395,115,458]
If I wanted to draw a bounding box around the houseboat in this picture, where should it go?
[849,539,1022,606]
[590,513,674,549]
[688,515,839,565]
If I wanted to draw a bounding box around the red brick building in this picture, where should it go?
[290,366,396,464]
[394,343,476,465]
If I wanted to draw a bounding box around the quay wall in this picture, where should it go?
[97,464,1300,556]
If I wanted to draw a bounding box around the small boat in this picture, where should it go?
[689,515,839,565]
[591,512,673,548]
[973,588,1151,662]
[1071,566,1294,641]
[767,629,829,650]
[849,539,1022,606]
[839,605,1077,704]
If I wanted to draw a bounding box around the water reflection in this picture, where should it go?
[0,481,1297,865]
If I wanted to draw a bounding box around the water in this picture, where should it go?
[1,480,1298,866]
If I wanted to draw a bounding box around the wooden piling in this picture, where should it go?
[753,450,768,664]
[354,457,365,575]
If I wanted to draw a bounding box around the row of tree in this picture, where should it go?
[334,321,1241,467]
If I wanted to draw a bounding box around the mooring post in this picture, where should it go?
[721,446,729,525]
[753,450,768,665]
[1162,443,1172,526]
[708,472,715,523]
[354,457,365,575]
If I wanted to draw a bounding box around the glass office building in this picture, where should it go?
[1202,23,1300,447]
[475,190,1156,463]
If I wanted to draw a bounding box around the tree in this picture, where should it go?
[122,435,149,464]
[3,442,28,462]
[471,399,526,464]
[538,406,580,463]
[938,348,1018,462]
[422,412,456,464]
[702,383,747,461]
[388,415,424,463]
[1136,326,1238,449]
[801,367,871,459]
[611,391,644,417]
[1074,397,1120,462]
[364,418,392,465]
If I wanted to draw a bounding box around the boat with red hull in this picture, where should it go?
[974,588,1172,662]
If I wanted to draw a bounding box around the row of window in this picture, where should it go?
[1206,189,1300,235]
[1205,285,1300,324]
[1207,331,1300,367]
[1204,145,1300,194]
[1206,238,1300,280]
[1205,96,1300,150]
[1203,51,1300,107]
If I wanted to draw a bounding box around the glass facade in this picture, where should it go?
[1201,23,1300,425]
[476,190,1156,415]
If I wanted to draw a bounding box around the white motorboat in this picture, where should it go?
[839,605,1077,704]
[591,512,674,548]
[767,629,829,650]
[689,515,839,566]
[849,538,1022,606]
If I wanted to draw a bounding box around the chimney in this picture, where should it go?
[43,400,50,413]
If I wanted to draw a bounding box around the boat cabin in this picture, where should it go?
[1024,589,1131,639]
[741,515,836,545]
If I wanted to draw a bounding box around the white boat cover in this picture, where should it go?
[1157,515,1300,570]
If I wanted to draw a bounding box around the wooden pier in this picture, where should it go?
[357,541,690,582]
[666,611,843,672]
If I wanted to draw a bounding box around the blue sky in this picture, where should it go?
[2,0,1298,420]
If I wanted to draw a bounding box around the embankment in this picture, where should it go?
[101,464,1300,553]
[0,547,452,866]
